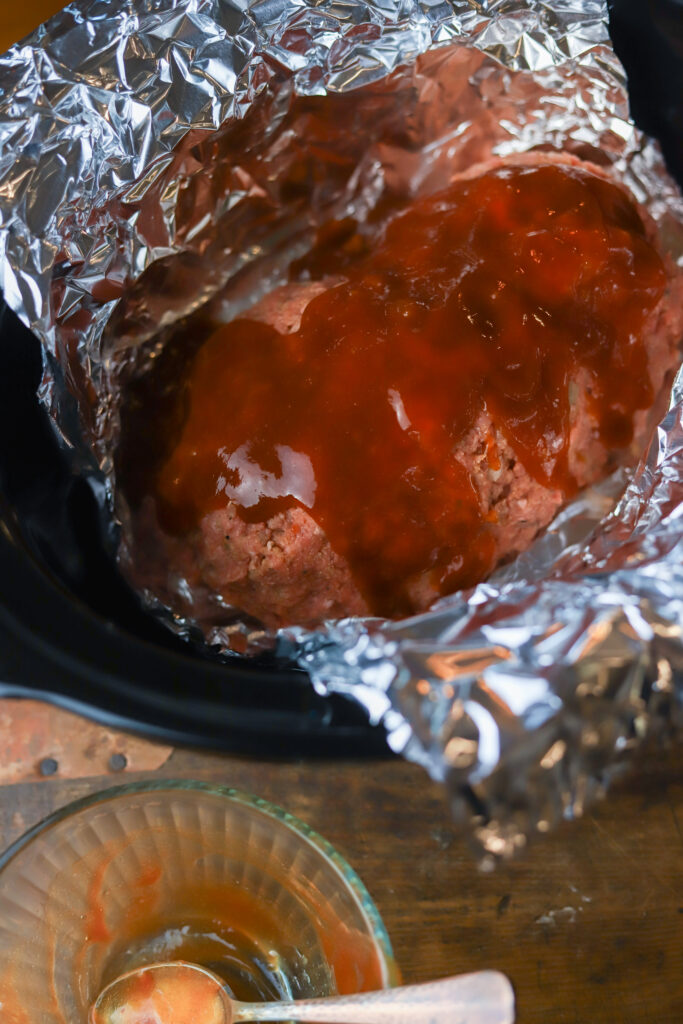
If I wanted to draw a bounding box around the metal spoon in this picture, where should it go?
[90,961,515,1024]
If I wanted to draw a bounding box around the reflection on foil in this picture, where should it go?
[0,0,681,858]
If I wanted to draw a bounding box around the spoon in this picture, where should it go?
[91,961,515,1024]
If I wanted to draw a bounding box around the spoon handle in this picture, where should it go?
[232,971,514,1024]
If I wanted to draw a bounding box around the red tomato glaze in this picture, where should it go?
[155,163,666,617]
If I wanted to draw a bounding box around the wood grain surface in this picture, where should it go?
[0,1,66,52]
[0,714,680,1024]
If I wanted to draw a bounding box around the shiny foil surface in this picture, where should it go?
[0,0,681,856]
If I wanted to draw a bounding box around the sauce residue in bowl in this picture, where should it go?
[95,865,384,1006]
[153,163,666,616]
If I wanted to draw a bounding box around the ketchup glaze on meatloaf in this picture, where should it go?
[137,160,681,628]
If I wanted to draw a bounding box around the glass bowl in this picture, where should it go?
[0,780,397,1023]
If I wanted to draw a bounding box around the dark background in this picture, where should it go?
[609,0,683,186]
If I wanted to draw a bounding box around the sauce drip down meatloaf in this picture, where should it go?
[124,160,683,629]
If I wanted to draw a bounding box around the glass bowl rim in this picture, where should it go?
[0,777,397,983]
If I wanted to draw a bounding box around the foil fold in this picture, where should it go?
[0,0,681,857]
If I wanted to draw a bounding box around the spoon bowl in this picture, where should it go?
[91,961,515,1024]
[91,962,229,1024]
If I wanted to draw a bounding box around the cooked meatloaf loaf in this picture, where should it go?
[122,155,683,629]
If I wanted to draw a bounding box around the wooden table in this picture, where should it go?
[0,700,680,1024]
[0,2,67,53]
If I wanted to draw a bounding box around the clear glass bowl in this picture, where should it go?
[0,780,397,1023]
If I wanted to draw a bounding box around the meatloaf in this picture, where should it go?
[122,154,683,631]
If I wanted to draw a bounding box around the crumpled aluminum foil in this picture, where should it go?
[0,0,681,858]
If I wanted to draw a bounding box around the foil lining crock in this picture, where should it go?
[0,0,682,858]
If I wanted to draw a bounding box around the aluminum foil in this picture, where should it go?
[0,0,682,858]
